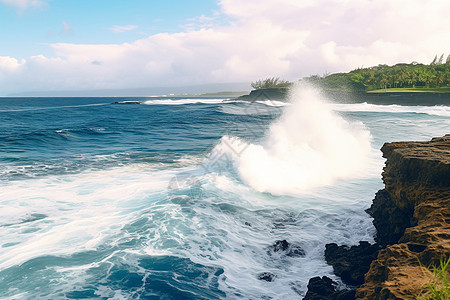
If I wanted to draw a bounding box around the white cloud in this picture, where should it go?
[0,0,45,9]
[0,56,25,91]
[2,0,450,94]
[0,56,24,72]
[109,25,139,34]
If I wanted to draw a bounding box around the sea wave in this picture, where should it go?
[55,127,106,137]
[1,94,448,299]
[219,101,284,116]
[0,128,109,149]
[212,84,373,195]
[0,152,204,182]
[0,103,108,113]
[143,98,229,105]
[0,160,376,298]
[255,100,290,107]
[332,102,450,117]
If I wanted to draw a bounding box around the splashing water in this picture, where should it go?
[214,84,372,195]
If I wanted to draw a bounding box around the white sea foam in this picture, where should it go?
[212,84,373,195]
[255,100,290,107]
[55,127,106,136]
[164,170,377,298]
[0,165,177,270]
[219,101,283,116]
[1,93,448,298]
[332,102,450,117]
[0,157,378,297]
[143,98,228,105]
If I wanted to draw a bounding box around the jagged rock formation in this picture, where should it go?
[303,276,356,300]
[325,241,382,286]
[303,135,449,299]
[357,135,450,299]
[365,190,414,246]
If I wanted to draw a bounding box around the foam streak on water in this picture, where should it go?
[143,98,228,105]
[332,102,450,117]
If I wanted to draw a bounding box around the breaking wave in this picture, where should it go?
[213,84,372,195]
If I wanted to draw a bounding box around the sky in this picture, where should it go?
[0,0,449,95]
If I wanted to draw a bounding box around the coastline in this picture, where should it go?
[304,135,450,299]
[237,88,450,106]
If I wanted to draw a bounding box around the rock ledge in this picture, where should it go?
[357,134,450,299]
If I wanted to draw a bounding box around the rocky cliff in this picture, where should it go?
[304,135,450,299]
[357,135,450,299]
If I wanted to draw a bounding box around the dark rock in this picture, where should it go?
[334,289,356,300]
[303,276,356,300]
[272,240,289,252]
[269,240,305,257]
[324,241,381,286]
[406,243,427,253]
[237,88,288,102]
[365,189,414,246]
[304,276,336,297]
[112,101,142,105]
[257,272,276,282]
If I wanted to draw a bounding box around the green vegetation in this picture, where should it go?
[303,53,450,93]
[368,87,450,93]
[249,54,450,94]
[251,77,292,90]
[416,257,450,300]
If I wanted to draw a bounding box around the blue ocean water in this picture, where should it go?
[0,92,449,299]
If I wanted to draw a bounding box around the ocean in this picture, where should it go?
[0,86,449,299]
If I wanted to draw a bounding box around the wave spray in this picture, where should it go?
[215,84,372,195]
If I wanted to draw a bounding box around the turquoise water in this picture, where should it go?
[0,91,449,299]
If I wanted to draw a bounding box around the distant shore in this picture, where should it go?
[236,88,450,106]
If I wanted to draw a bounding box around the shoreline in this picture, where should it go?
[304,135,450,299]
[236,88,450,106]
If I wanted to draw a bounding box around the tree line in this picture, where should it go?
[252,54,450,92]
[250,77,291,89]
[306,54,450,92]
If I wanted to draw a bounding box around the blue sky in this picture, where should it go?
[0,0,221,59]
[0,0,449,95]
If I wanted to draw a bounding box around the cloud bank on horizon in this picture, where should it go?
[0,0,449,94]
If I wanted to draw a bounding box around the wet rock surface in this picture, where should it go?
[365,189,414,246]
[325,241,382,286]
[303,276,356,300]
[269,240,305,257]
[257,272,276,282]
